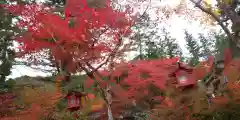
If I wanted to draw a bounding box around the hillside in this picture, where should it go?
[12,74,87,90]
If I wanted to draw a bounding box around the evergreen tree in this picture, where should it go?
[162,28,182,58]
[144,30,166,60]
[198,33,213,58]
[213,31,229,59]
[131,13,158,60]
[132,22,182,60]
[195,31,229,60]
[184,30,200,66]
[190,0,240,58]
[0,3,16,90]
[145,39,160,59]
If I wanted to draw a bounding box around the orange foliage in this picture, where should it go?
[2,87,62,120]
[192,56,214,80]
[210,55,240,106]
[223,59,240,82]
[223,59,240,102]
[211,96,230,105]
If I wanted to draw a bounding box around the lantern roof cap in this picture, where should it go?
[64,90,87,98]
[179,62,193,69]
[175,62,193,72]
[169,62,193,77]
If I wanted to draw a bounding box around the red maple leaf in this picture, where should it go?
[4,0,134,74]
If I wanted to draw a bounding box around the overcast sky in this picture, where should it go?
[7,0,220,79]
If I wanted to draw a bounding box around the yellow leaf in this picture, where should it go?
[204,0,212,5]
[204,3,212,9]
[214,9,221,16]
[223,0,232,4]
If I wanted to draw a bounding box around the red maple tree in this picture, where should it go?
[3,0,135,119]
[4,0,133,73]
[2,0,218,119]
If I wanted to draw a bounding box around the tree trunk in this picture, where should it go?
[55,61,61,74]
[229,40,240,58]
[104,85,113,120]
[107,104,113,120]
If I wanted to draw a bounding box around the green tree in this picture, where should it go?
[196,31,229,60]
[162,28,182,58]
[131,13,158,60]
[134,27,182,60]
[132,14,182,60]
[213,31,229,59]
[0,3,16,90]
[144,30,166,60]
[198,33,214,58]
[145,39,161,59]
[189,0,240,58]
[184,30,200,66]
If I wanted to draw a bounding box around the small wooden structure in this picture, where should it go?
[64,91,87,112]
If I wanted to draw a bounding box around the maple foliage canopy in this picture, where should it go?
[85,57,180,100]
[3,0,227,119]
[4,0,240,119]
[4,0,134,73]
